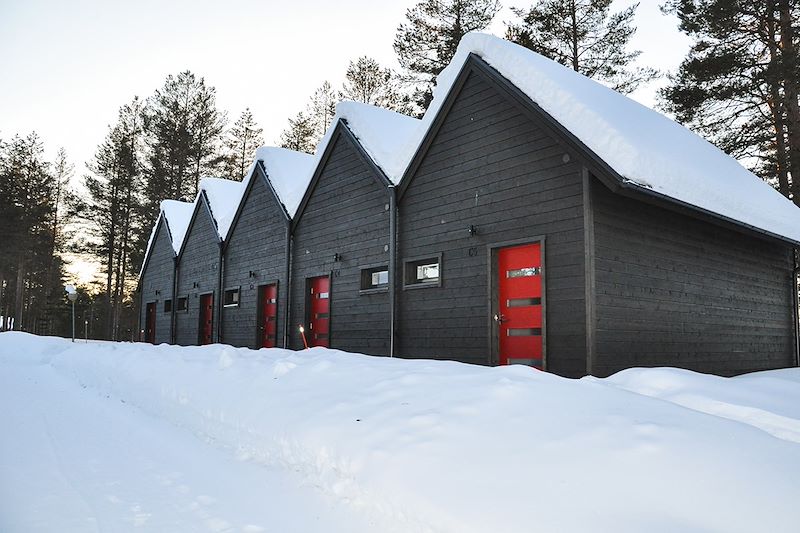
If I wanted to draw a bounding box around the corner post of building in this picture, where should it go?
[388,183,397,357]
[283,219,293,349]
[793,248,799,367]
[171,256,179,344]
[217,239,225,343]
[582,167,597,376]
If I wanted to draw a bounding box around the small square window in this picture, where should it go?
[224,287,240,307]
[176,296,188,312]
[163,299,172,313]
[360,266,388,292]
[404,255,441,288]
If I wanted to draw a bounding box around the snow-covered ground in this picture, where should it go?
[1,333,799,532]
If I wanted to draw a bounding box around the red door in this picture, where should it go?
[496,243,543,368]
[259,284,278,348]
[308,276,330,347]
[198,293,214,345]
[145,302,156,344]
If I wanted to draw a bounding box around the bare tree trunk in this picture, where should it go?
[105,176,118,340]
[779,0,800,204]
[0,273,5,332]
[14,257,24,331]
[767,3,792,197]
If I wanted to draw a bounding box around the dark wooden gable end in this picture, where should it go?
[222,162,291,349]
[396,54,588,377]
[290,122,394,355]
[397,53,796,377]
[139,215,176,344]
[174,193,222,346]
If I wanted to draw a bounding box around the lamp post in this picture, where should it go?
[65,285,77,342]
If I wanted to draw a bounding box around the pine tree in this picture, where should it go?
[279,111,317,154]
[143,71,226,212]
[84,99,145,339]
[341,56,416,115]
[224,108,264,180]
[0,132,67,333]
[307,81,340,143]
[394,0,501,109]
[660,0,800,203]
[505,0,658,94]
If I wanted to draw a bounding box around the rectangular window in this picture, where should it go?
[163,299,172,313]
[404,255,441,288]
[224,287,240,307]
[176,296,188,312]
[360,266,389,292]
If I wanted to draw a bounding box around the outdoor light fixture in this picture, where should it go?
[333,253,342,262]
[298,324,309,349]
[65,285,77,342]
[249,270,257,278]
[192,281,198,288]
[468,224,477,237]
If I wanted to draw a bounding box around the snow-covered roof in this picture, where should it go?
[160,200,193,254]
[140,199,194,277]
[198,177,244,241]
[253,146,316,218]
[408,32,800,242]
[335,101,421,185]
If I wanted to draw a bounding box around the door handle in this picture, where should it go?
[493,313,508,324]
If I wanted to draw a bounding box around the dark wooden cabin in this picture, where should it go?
[289,118,402,355]
[140,34,799,377]
[138,201,192,344]
[393,45,797,377]
[221,149,314,349]
[174,178,242,346]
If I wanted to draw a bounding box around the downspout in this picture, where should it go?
[217,240,224,343]
[283,220,293,349]
[793,250,799,367]
[388,184,397,357]
[171,256,178,344]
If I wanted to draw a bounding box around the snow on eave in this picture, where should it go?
[253,146,316,218]
[408,32,800,243]
[297,101,421,209]
[139,199,194,278]
[334,101,421,185]
[198,177,244,241]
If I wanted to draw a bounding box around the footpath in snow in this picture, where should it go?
[1,332,799,533]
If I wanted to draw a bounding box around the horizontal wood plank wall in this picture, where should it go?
[591,179,795,376]
[139,220,174,344]
[223,176,287,348]
[290,134,391,354]
[398,69,586,377]
[175,204,220,346]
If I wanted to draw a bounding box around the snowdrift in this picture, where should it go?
[2,332,799,532]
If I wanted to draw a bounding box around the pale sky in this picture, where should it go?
[0,0,690,283]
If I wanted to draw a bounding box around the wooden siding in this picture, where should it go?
[175,200,221,346]
[290,132,392,355]
[222,174,288,348]
[591,179,795,376]
[139,219,174,344]
[397,68,587,377]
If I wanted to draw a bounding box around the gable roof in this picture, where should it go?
[394,32,800,244]
[254,146,316,218]
[333,101,420,185]
[224,147,316,248]
[139,199,194,278]
[198,177,244,241]
[290,101,420,227]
